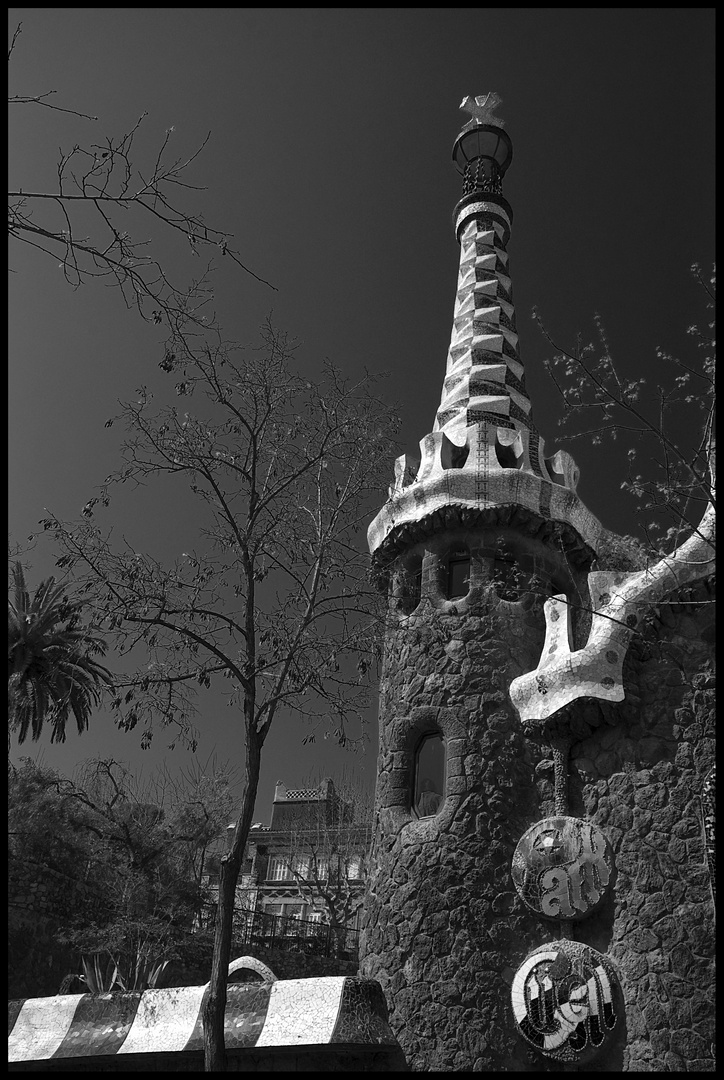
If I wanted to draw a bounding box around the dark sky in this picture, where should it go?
[8,8,715,821]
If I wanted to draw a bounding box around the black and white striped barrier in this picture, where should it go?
[8,976,404,1069]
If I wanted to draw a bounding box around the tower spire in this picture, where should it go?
[436,94,534,441]
[367,96,603,566]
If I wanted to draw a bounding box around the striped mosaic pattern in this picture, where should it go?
[366,152,605,562]
[8,977,398,1065]
[434,210,536,444]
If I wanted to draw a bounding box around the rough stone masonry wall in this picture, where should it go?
[360,579,561,1071]
[547,582,716,1073]
[360,562,715,1072]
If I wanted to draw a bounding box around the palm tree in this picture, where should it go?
[8,562,114,744]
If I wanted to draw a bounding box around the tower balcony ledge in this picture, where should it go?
[367,423,604,569]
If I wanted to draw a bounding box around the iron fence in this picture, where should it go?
[231,906,359,960]
[199,903,359,961]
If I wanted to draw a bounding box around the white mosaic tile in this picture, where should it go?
[8,996,81,1061]
[254,977,346,1046]
[456,202,511,231]
[510,497,714,724]
[118,986,207,1055]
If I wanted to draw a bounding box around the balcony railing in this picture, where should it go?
[224,906,359,961]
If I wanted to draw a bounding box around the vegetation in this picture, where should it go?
[534,263,715,558]
[11,33,395,1065]
[8,756,236,993]
[8,19,275,338]
[8,561,113,745]
[42,326,396,1067]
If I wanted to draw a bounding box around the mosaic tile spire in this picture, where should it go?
[367,97,604,562]
[436,94,534,442]
[434,212,534,440]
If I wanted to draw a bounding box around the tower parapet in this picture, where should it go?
[368,94,604,567]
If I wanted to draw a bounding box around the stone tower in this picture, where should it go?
[359,96,715,1072]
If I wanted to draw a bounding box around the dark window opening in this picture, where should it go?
[441,435,470,470]
[544,455,567,486]
[495,434,523,470]
[396,557,423,614]
[400,458,420,488]
[447,549,470,599]
[414,733,445,818]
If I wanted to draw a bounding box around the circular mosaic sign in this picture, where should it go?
[511,940,620,1063]
[511,816,614,920]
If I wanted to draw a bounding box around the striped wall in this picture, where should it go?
[8,977,399,1066]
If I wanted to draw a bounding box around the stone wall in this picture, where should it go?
[546,584,716,1072]
[360,539,715,1072]
[360,539,565,1071]
[8,1046,405,1072]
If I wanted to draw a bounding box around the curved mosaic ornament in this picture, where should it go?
[511,816,614,920]
[511,940,619,1064]
[702,764,715,905]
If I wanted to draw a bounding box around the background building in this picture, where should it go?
[216,778,370,963]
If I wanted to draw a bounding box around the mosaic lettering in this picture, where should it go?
[511,942,619,1063]
[511,816,614,920]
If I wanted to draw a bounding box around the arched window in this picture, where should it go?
[441,434,470,470]
[447,547,470,599]
[397,555,423,614]
[413,733,445,818]
[495,433,523,470]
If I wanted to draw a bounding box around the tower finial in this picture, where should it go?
[460,92,505,131]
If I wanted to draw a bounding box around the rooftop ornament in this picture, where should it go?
[454,93,513,198]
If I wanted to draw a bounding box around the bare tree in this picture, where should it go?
[8,20,275,338]
[44,324,397,1069]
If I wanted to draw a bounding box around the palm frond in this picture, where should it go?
[8,565,114,745]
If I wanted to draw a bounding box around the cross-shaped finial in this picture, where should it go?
[459,92,505,131]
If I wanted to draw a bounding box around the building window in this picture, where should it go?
[314,858,328,881]
[267,856,290,881]
[397,555,423,614]
[291,855,311,879]
[495,432,523,470]
[447,548,471,599]
[347,855,363,880]
[414,733,446,818]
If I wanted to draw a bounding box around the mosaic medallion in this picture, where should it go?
[511,940,619,1063]
[511,816,614,920]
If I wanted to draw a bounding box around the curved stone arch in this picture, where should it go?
[378,706,466,835]
[226,956,278,984]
